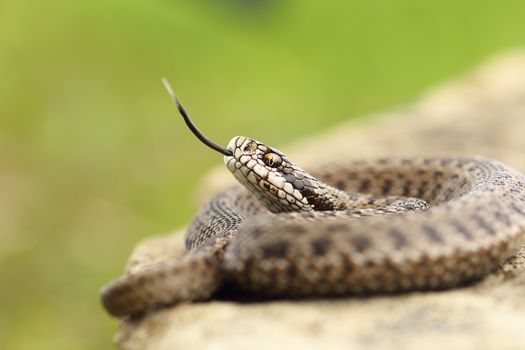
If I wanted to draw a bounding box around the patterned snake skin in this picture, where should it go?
[101,135,525,317]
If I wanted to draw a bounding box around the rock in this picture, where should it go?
[114,51,525,350]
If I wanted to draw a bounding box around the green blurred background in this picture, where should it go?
[1,0,525,348]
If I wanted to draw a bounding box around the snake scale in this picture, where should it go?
[100,81,525,317]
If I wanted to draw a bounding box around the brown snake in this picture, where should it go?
[100,80,525,317]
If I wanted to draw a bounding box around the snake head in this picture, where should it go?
[162,81,343,213]
[224,136,324,213]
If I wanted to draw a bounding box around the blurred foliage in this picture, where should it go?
[1,0,525,349]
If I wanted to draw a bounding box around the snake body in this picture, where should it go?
[101,135,525,317]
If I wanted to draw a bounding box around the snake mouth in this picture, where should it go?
[225,136,245,159]
[226,137,236,154]
[224,137,238,166]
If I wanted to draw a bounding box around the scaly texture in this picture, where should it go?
[101,136,525,317]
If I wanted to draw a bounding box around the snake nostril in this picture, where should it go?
[242,141,257,153]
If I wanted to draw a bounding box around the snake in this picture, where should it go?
[100,79,525,317]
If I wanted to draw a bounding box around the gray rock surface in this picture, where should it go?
[115,51,525,350]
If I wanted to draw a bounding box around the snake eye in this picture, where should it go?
[263,153,282,168]
[242,141,257,153]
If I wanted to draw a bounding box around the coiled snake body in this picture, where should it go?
[100,83,525,317]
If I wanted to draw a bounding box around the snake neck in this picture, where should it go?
[301,183,354,211]
[230,166,352,213]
